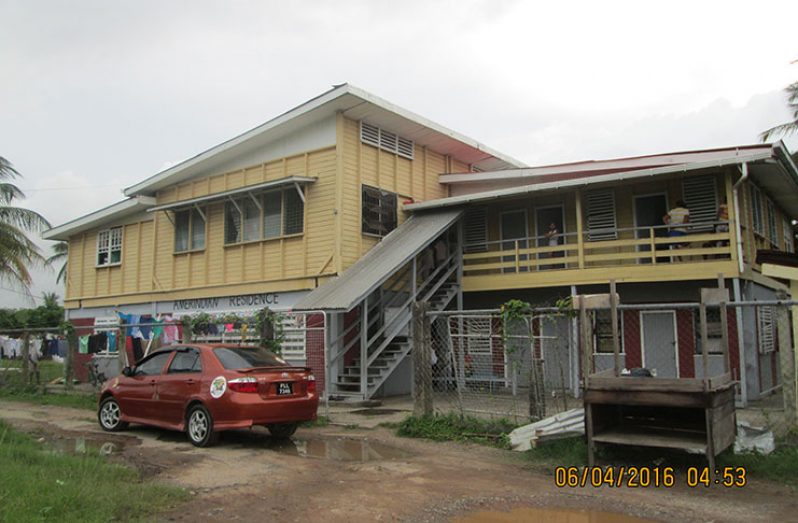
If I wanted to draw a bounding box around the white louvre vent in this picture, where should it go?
[683,176,718,233]
[397,137,414,159]
[464,207,488,253]
[585,190,617,241]
[360,122,380,147]
[281,314,307,359]
[359,121,414,160]
[757,306,775,354]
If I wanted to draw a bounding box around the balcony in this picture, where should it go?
[461,222,738,291]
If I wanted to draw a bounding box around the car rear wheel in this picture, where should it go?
[98,397,129,432]
[187,404,219,447]
[267,423,298,439]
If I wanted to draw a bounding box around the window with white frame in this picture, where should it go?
[224,188,304,245]
[683,176,718,232]
[362,185,397,237]
[360,121,414,160]
[585,189,617,241]
[97,227,122,266]
[174,208,205,252]
[783,217,794,253]
[766,198,778,247]
[757,306,776,354]
[750,185,764,235]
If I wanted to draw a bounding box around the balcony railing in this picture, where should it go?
[463,221,734,277]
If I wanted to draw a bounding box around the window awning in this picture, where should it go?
[146,176,317,213]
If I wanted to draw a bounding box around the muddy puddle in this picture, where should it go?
[455,507,656,523]
[43,435,137,456]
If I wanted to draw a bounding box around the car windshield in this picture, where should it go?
[213,347,288,370]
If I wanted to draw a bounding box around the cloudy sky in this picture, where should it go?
[1,0,797,307]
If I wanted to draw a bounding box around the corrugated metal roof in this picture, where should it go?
[406,150,777,212]
[147,176,316,213]
[293,208,463,312]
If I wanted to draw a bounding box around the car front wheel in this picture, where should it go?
[187,404,219,447]
[98,397,129,432]
[267,423,298,439]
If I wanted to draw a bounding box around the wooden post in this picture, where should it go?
[610,280,621,377]
[412,302,433,417]
[777,303,796,427]
[699,303,710,379]
[20,332,30,385]
[360,299,368,397]
[514,240,520,273]
[579,296,590,387]
[65,325,77,390]
[718,274,731,375]
[575,190,585,269]
[649,228,657,264]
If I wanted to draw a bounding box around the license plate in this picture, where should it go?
[277,382,293,396]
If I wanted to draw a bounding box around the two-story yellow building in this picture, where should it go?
[44,84,798,403]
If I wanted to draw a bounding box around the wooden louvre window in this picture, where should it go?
[362,185,397,237]
[750,185,764,235]
[766,199,778,247]
[683,176,718,233]
[463,207,488,253]
[585,190,617,241]
[783,217,794,253]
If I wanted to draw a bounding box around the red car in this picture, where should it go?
[97,344,318,447]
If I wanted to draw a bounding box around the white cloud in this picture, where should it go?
[1,0,797,308]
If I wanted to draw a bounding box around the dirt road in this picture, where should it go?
[0,401,795,522]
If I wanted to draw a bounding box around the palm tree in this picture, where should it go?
[42,291,60,309]
[760,79,798,142]
[46,241,68,284]
[0,156,51,291]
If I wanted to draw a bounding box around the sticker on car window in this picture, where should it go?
[210,376,227,399]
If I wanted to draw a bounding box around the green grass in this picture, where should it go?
[396,413,518,448]
[301,415,330,428]
[0,386,98,410]
[0,420,188,522]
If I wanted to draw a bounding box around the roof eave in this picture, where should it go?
[41,196,156,241]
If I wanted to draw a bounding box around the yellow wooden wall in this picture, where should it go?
[65,146,338,308]
[338,116,453,269]
[64,117,478,309]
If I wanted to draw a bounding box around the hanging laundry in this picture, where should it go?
[79,336,89,354]
[107,332,117,353]
[160,315,178,344]
[139,316,154,340]
[88,333,107,354]
[57,339,69,357]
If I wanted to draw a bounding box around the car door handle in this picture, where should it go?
[186,379,195,384]
[149,379,156,385]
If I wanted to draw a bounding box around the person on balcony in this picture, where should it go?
[663,201,690,260]
[545,222,561,269]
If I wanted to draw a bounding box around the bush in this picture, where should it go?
[397,413,517,448]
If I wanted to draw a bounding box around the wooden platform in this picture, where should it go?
[584,370,737,469]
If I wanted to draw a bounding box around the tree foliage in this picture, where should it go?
[0,157,51,291]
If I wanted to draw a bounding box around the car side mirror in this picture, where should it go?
[122,366,134,377]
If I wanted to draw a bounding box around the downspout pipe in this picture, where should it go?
[732,162,749,406]
[733,162,748,276]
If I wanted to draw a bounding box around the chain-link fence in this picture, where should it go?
[415,299,797,427]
